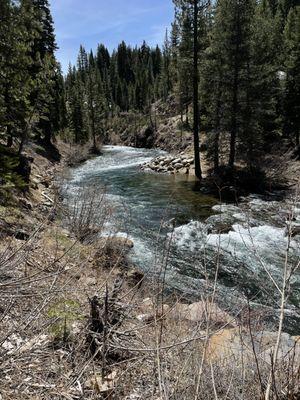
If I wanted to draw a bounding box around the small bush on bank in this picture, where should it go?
[65,186,110,243]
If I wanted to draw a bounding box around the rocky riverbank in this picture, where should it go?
[141,152,196,175]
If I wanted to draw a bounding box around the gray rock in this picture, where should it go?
[174,163,183,169]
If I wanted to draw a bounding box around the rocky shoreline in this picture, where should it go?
[141,152,195,175]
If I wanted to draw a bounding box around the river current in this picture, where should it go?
[64,145,300,332]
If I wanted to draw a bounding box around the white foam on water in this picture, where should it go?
[70,156,152,181]
[207,224,290,255]
[68,145,166,186]
[171,221,207,252]
[105,193,126,203]
[171,218,300,274]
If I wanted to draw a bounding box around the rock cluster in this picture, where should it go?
[141,153,194,174]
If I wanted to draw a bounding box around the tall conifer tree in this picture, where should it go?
[284,6,300,147]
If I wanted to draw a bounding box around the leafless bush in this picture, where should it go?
[65,186,111,243]
[65,141,102,167]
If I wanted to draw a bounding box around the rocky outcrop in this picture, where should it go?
[141,153,195,174]
[207,327,300,364]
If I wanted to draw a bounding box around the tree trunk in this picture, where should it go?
[193,0,202,181]
[5,85,13,148]
[228,13,241,170]
[245,61,253,170]
[91,107,96,150]
[229,66,238,168]
[213,130,220,172]
[185,103,189,126]
[18,133,25,156]
[213,96,221,173]
[6,126,13,147]
[180,108,183,143]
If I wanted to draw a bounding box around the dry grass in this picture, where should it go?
[0,227,299,399]
[0,180,300,399]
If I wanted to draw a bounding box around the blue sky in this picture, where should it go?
[49,0,174,73]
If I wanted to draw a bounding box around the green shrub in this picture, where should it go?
[48,299,83,342]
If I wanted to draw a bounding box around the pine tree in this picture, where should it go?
[86,67,107,150]
[67,75,88,143]
[278,0,299,20]
[88,50,96,70]
[204,0,280,170]
[177,7,193,125]
[284,6,300,147]
[32,0,57,57]
[28,0,63,145]
[170,19,180,89]
[96,44,110,78]
[173,0,210,180]
[77,45,88,82]
[208,0,256,169]
[201,35,223,172]
[0,0,36,153]
[0,0,14,145]
[34,54,65,144]
[191,0,202,179]
[160,30,172,100]
[250,1,279,141]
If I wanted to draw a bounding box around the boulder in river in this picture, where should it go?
[207,328,300,365]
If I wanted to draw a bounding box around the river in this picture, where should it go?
[64,145,300,333]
